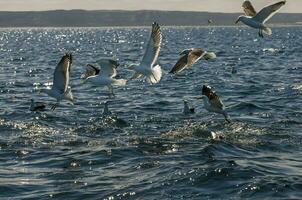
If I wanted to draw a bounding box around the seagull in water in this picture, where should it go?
[40,53,74,110]
[83,59,126,97]
[183,100,195,115]
[128,22,162,84]
[29,99,46,111]
[201,85,231,123]
[235,0,286,37]
[169,48,216,74]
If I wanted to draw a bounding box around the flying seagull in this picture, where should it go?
[235,0,286,37]
[83,59,126,97]
[29,99,46,111]
[169,48,216,74]
[201,85,231,123]
[128,22,162,84]
[183,100,195,115]
[40,53,74,110]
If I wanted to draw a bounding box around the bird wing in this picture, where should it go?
[208,93,224,110]
[53,54,72,93]
[202,85,224,109]
[81,64,100,79]
[169,54,189,74]
[242,1,257,17]
[253,1,286,23]
[187,49,205,65]
[141,22,162,68]
[169,48,205,74]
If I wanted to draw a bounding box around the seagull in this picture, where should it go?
[183,100,195,115]
[40,53,74,111]
[102,101,111,115]
[128,22,162,84]
[169,48,216,74]
[235,0,286,37]
[29,99,46,111]
[201,85,231,123]
[83,59,126,97]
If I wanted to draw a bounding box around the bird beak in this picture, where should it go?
[235,19,240,24]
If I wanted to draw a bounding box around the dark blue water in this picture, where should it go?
[0,26,302,199]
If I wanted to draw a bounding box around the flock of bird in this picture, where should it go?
[31,0,287,123]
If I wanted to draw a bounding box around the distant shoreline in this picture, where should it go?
[0,10,300,27]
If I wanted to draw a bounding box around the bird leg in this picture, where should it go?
[107,86,115,98]
[258,29,264,38]
[223,112,231,123]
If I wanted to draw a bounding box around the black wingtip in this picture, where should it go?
[63,53,72,63]
[202,85,211,95]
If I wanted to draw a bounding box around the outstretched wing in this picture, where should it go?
[169,54,189,74]
[202,85,224,109]
[53,53,72,93]
[169,48,205,74]
[253,1,286,23]
[97,59,118,78]
[81,64,100,79]
[141,22,162,68]
[242,1,257,17]
[188,49,205,65]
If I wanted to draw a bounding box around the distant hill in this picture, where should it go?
[0,10,301,27]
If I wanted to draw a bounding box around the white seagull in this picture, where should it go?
[83,59,126,97]
[235,0,286,37]
[40,53,74,110]
[201,85,231,123]
[29,99,46,111]
[169,48,216,74]
[128,22,162,84]
[183,100,195,115]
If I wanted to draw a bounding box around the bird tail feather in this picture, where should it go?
[146,65,162,84]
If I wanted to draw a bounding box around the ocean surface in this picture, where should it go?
[0,26,301,200]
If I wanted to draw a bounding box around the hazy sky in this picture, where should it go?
[0,0,300,13]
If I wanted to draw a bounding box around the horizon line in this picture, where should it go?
[0,9,300,14]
